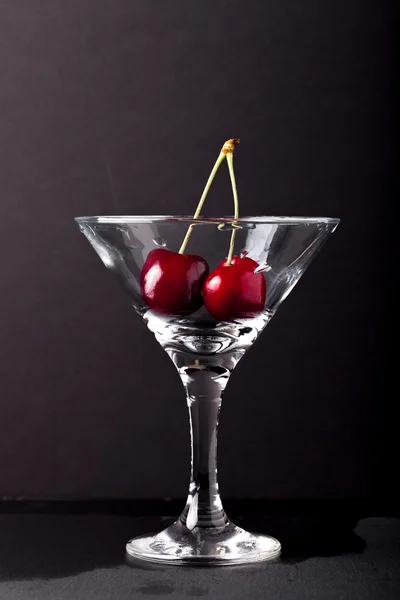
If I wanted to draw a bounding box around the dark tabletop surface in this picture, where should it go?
[1,512,399,600]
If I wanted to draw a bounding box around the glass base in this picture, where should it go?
[126,520,281,566]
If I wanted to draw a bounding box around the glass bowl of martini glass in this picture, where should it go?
[75,140,339,566]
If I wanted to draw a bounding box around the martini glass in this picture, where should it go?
[75,215,339,565]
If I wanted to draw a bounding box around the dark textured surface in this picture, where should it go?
[0,515,399,599]
[0,0,395,501]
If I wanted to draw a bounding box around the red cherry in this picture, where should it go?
[140,249,209,316]
[202,256,266,321]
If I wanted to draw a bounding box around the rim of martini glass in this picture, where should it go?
[75,215,340,225]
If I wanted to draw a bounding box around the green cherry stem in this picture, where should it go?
[178,138,240,255]
[225,151,239,266]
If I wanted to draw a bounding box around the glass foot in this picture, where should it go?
[126,520,281,566]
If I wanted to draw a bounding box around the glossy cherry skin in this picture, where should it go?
[202,256,266,321]
[140,249,209,316]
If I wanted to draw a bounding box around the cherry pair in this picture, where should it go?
[140,248,266,321]
[140,138,266,320]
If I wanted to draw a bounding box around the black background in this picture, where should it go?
[0,1,395,502]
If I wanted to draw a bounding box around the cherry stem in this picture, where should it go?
[178,152,226,254]
[226,152,239,266]
[178,138,240,255]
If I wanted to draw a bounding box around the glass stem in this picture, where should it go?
[179,364,231,530]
